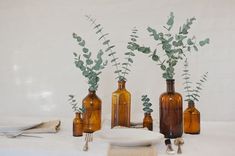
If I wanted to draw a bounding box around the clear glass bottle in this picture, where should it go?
[82,90,101,133]
[143,113,153,131]
[159,79,183,138]
[111,80,131,128]
[73,112,83,137]
[184,100,200,134]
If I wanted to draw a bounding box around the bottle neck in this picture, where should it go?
[75,112,81,118]
[88,90,96,95]
[144,112,151,116]
[188,100,195,108]
[118,80,126,90]
[166,79,175,93]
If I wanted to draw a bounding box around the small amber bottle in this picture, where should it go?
[184,100,200,134]
[73,112,83,137]
[111,80,131,128]
[82,90,102,133]
[143,113,153,131]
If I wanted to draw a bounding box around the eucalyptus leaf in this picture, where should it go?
[128,58,133,63]
[82,48,89,53]
[105,45,115,52]
[86,59,93,65]
[73,52,78,57]
[187,38,194,45]
[103,40,110,45]
[96,28,103,34]
[94,24,101,29]
[108,52,116,56]
[193,45,198,51]
[99,33,109,40]
[115,70,122,73]
[79,40,85,46]
[111,58,118,63]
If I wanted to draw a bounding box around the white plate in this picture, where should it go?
[95,128,164,147]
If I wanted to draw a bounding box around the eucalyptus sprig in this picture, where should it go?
[136,12,210,79]
[72,33,108,91]
[141,95,153,113]
[68,95,85,113]
[85,15,138,81]
[182,59,208,102]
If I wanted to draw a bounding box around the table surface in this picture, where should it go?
[0,117,235,156]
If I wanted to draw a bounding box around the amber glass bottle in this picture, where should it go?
[73,112,83,137]
[184,100,200,134]
[82,90,101,133]
[143,113,153,131]
[111,80,131,128]
[159,79,183,138]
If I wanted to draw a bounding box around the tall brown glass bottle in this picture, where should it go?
[143,113,153,131]
[73,112,83,137]
[82,90,101,133]
[184,100,200,134]
[160,79,183,138]
[111,80,131,128]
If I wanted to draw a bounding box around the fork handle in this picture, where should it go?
[83,139,89,151]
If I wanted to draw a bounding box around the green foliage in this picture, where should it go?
[182,59,208,102]
[85,15,138,81]
[72,33,108,91]
[122,27,139,79]
[136,12,210,80]
[141,95,153,113]
[68,95,85,113]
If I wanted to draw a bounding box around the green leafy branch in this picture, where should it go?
[141,95,153,113]
[85,15,138,81]
[68,94,85,113]
[122,27,139,79]
[85,15,122,80]
[136,12,210,80]
[72,33,108,91]
[182,59,208,102]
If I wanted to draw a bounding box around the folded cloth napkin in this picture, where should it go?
[23,120,61,133]
[108,145,157,156]
[107,126,157,156]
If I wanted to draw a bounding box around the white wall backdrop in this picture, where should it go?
[0,0,234,121]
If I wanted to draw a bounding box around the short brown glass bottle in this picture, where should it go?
[111,80,131,128]
[82,90,102,133]
[143,113,153,131]
[184,100,200,134]
[73,112,83,137]
[159,79,183,138]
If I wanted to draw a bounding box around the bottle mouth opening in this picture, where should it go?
[88,89,96,93]
[188,100,194,104]
[118,79,126,83]
[166,79,175,82]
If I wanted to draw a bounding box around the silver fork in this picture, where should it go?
[83,133,93,151]
[3,131,42,138]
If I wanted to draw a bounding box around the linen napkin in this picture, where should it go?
[23,120,61,133]
[107,126,157,156]
[0,120,61,134]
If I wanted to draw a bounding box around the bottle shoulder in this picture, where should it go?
[82,93,102,103]
[112,89,131,95]
[184,106,200,114]
[160,91,182,99]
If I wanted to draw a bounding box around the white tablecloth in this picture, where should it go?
[0,117,235,156]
